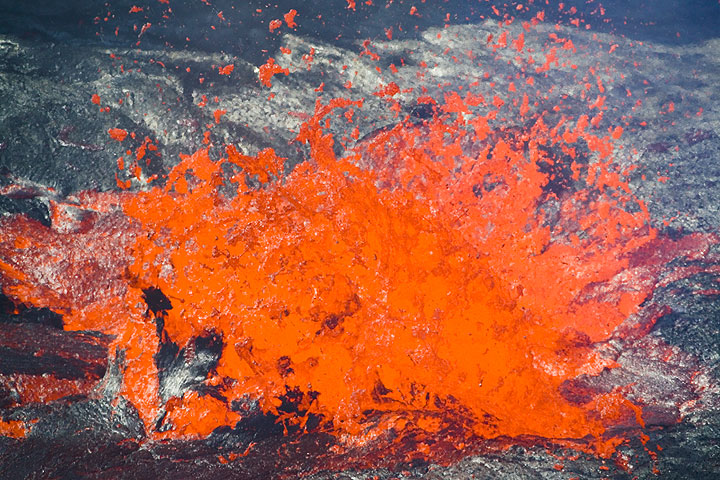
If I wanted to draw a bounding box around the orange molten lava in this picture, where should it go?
[1,88,655,458]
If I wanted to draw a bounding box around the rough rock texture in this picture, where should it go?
[1,3,719,479]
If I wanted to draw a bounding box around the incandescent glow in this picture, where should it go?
[1,92,655,458]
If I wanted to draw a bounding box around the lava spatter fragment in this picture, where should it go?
[259,57,289,87]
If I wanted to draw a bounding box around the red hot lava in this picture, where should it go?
[2,2,711,473]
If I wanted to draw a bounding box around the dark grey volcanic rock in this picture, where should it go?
[0,34,265,196]
[1,5,719,480]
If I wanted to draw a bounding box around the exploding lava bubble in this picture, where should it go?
[2,2,715,476]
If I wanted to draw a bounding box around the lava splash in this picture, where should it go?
[1,83,657,462]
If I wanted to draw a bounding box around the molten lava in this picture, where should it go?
[1,4,691,470]
[1,89,656,458]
